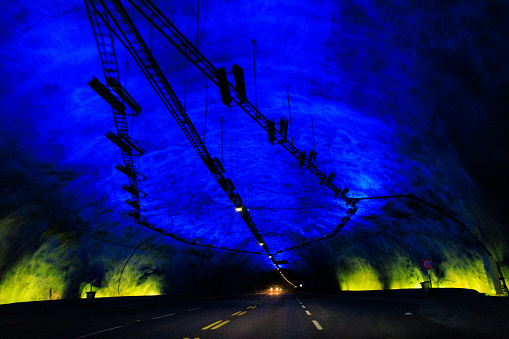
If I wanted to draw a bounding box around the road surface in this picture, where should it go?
[1,291,507,338]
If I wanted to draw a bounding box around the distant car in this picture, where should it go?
[270,285,280,292]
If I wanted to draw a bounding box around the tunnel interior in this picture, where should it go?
[0,0,508,304]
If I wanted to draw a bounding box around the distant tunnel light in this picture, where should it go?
[232,64,246,103]
[88,77,125,112]
[215,67,232,107]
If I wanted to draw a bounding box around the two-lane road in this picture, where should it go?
[1,291,505,338]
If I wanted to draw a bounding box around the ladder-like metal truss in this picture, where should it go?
[127,0,360,208]
[86,0,276,258]
[86,0,142,221]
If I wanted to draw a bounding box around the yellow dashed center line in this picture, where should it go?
[312,320,323,330]
[211,320,230,329]
[202,320,223,330]
[201,301,261,332]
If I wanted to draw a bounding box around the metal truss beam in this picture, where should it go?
[127,0,359,206]
[86,0,142,226]
[86,0,273,258]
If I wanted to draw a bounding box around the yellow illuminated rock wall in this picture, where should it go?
[0,237,73,304]
[338,257,383,291]
[79,256,163,298]
[336,251,491,293]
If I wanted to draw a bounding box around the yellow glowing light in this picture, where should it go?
[337,251,493,294]
[79,259,162,298]
[0,238,69,305]
[235,206,243,212]
[338,257,383,291]
[387,251,426,290]
[431,252,490,294]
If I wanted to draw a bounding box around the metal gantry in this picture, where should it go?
[86,0,359,283]
[86,0,275,258]
[85,0,144,224]
[126,0,360,207]
[126,0,359,257]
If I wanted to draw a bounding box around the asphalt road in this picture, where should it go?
[1,291,506,338]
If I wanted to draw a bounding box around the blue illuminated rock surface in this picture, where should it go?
[0,0,507,302]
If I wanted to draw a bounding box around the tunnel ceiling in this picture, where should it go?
[0,0,508,297]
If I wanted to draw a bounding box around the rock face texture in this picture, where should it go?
[0,0,507,303]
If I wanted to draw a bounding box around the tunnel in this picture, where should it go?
[0,0,508,337]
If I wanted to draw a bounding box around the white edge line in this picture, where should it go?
[77,326,124,338]
[152,313,176,320]
[305,310,311,315]
[312,320,323,330]
[301,305,306,308]
[188,307,201,311]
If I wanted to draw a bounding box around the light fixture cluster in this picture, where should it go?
[277,267,296,288]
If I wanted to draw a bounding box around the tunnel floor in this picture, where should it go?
[1,289,508,338]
